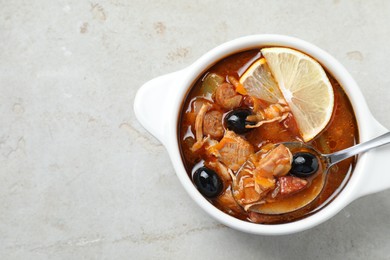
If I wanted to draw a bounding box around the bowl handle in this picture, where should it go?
[354,119,390,199]
[134,69,186,146]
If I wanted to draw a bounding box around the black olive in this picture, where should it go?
[290,152,319,178]
[224,109,253,134]
[193,167,223,198]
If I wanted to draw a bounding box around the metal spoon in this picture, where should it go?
[249,131,390,215]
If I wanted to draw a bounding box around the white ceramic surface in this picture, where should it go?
[134,35,390,235]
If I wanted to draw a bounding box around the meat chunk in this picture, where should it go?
[209,130,254,172]
[215,190,244,215]
[215,83,242,110]
[254,144,292,179]
[242,176,262,204]
[279,176,308,196]
[191,103,212,152]
[203,110,224,139]
[206,159,233,183]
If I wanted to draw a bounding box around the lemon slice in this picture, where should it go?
[239,58,285,104]
[261,47,334,142]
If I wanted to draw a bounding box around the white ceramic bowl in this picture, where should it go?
[134,35,390,235]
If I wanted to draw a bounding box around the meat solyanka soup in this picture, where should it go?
[178,47,358,224]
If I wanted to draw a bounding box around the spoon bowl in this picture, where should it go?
[248,132,390,215]
[236,142,328,215]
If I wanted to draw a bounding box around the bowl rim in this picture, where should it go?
[165,34,375,235]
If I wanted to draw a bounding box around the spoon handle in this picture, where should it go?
[326,132,390,166]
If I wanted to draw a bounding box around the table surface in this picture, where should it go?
[1,0,390,259]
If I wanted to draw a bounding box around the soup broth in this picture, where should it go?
[178,49,358,224]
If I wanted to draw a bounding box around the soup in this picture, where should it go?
[178,48,358,224]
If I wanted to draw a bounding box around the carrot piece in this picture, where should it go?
[228,75,247,95]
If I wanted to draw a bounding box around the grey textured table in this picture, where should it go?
[1,0,390,259]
